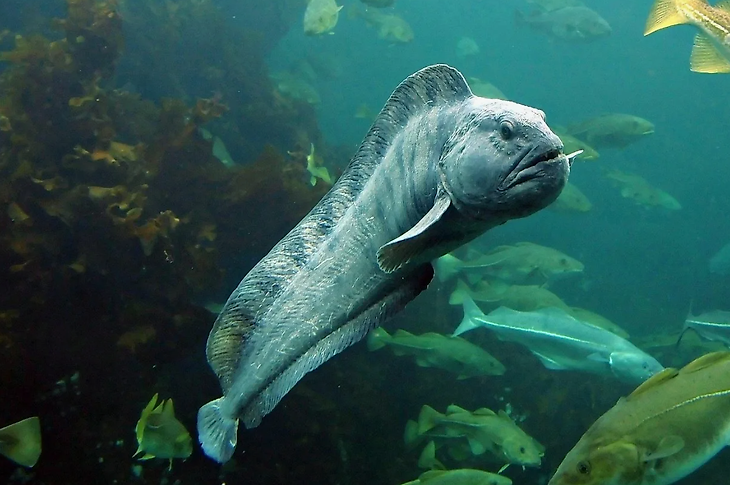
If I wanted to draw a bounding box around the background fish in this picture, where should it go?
[401,468,512,485]
[134,394,193,468]
[516,6,612,42]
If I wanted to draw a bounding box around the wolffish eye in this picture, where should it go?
[500,120,514,140]
[576,460,591,475]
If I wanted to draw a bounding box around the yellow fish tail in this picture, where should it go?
[0,417,42,468]
[644,0,700,35]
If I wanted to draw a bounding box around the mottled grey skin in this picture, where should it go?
[197,65,569,463]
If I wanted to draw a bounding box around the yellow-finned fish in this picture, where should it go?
[548,351,730,485]
[644,0,730,73]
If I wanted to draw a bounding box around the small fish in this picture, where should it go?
[549,182,592,213]
[135,394,193,469]
[466,77,507,100]
[198,65,569,463]
[435,242,584,285]
[352,6,414,42]
[709,242,730,275]
[677,309,730,347]
[516,6,612,42]
[402,468,513,485]
[548,351,730,485]
[644,0,730,73]
[306,143,334,186]
[456,37,481,58]
[454,296,663,383]
[270,70,321,105]
[449,279,570,312]
[604,169,681,210]
[303,0,343,36]
[566,114,654,149]
[413,404,545,469]
[553,129,600,160]
[367,328,505,378]
[0,417,41,468]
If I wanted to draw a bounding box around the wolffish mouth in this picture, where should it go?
[505,147,563,189]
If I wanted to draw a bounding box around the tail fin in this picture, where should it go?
[197,398,239,463]
[676,300,696,349]
[644,0,689,36]
[448,279,471,306]
[433,254,463,283]
[366,327,390,351]
[0,417,41,467]
[417,441,445,470]
[404,419,422,450]
[417,405,442,435]
[453,295,485,336]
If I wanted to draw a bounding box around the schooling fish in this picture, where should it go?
[455,296,663,383]
[197,65,571,463]
[644,0,730,73]
[548,351,730,485]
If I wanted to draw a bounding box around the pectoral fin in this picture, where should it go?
[690,34,730,73]
[377,190,452,273]
[643,435,684,462]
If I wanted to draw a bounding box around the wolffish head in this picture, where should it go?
[549,440,645,485]
[439,97,570,223]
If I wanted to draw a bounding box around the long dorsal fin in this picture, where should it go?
[627,367,678,399]
[679,350,730,374]
[205,65,472,392]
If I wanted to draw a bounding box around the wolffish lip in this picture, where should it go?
[504,147,563,189]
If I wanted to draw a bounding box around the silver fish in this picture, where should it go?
[455,296,663,383]
[197,65,570,463]
[678,309,730,347]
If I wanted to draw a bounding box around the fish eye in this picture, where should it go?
[576,460,591,475]
[519,446,526,454]
[500,120,514,140]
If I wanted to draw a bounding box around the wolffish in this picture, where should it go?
[197,64,571,463]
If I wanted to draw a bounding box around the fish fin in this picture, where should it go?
[139,453,156,460]
[445,404,471,415]
[419,470,449,481]
[132,445,143,457]
[433,254,463,282]
[168,458,173,471]
[643,435,685,462]
[394,329,416,338]
[532,351,570,370]
[454,295,485,336]
[136,394,158,443]
[0,417,41,468]
[418,405,443,434]
[680,350,730,374]
[467,437,487,455]
[366,327,390,351]
[414,357,432,367]
[498,463,510,473]
[644,0,688,35]
[690,34,730,73]
[474,407,497,417]
[627,367,679,399]
[587,352,609,363]
[377,190,452,273]
[447,442,472,461]
[448,279,471,306]
[239,265,434,429]
[163,399,175,418]
[417,441,444,470]
[404,420,422,449]
[197,398,239,463]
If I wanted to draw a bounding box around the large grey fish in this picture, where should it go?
[197,65,571,463]
[455,296,663,383]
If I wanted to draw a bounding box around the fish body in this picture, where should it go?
[449,279,570,312]
[197,65,570,463]
[402,468,513,485]
[367,327,506,378]
[554,130,600,160]
[517,6,612,42]
[549,351,730,485]
[0,417,41,468]
[416,405,545,468]
[679,309,730,346]
[466,78,507,100]
[604,170,681,210]
[353,6,414,42]
[550,182,592,213]
[303,0,343,35]
[567,114,654,149]
[436,242,584,285]
[455,296,663,383]
[456,37,481,58]
[644,0,730,73]
[135,394,193,468]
